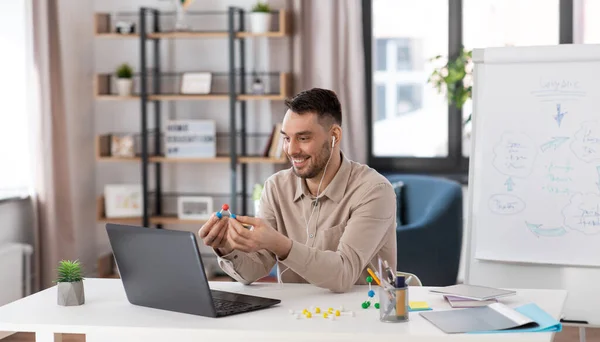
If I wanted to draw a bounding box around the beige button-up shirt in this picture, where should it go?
[216,152,397,293]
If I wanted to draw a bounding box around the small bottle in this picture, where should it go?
[252,77,264,94]
[395,275,409,321]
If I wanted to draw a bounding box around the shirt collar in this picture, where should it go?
[293,151,351,204]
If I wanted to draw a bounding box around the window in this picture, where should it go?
[364,0,572,181]
[0,1,32,199]
[371,0,448,158]
[461,0,559,157]
[574,0,600,43]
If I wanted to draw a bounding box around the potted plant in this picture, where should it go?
[115,63,134,97]
[252,183,263,215]
[250,2,271,33]
[55,259,85,306]
[427,47,473,125]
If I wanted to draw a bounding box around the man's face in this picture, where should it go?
[281,110,332,179]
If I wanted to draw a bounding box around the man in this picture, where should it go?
[198,88,397,293]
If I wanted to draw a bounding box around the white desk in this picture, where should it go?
[0,278,566,342]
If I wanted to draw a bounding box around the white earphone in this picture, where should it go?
[276,135,337,285]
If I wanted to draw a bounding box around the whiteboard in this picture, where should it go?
[465,44,600,326]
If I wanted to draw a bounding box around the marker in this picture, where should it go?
[367,268,381,286]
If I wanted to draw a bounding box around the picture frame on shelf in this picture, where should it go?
[110,134,135,157]
[180,72,212,94]
[177,196,213,220]
[104,184,144,218]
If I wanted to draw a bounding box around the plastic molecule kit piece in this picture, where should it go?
[290,306,354,320]
[362,276,379,309]
[215,204,235,219]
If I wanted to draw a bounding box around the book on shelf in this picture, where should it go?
[263,123,284,159]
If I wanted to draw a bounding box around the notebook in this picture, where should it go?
[429,284,516,301]
[445,295,497,308]
[419,302,562,334]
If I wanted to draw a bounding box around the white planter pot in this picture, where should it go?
[116,78,133,96]
[57,281,85,306]
[250,12,271,33]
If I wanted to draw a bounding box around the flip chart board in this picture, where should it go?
[465,44,600,325]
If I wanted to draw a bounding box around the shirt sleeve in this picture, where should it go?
[279,182,396,293]
[215,178,278,284]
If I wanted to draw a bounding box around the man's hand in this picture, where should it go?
[228,216,292,259]
[198,213,231,254]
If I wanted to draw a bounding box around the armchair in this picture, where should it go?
[384,174,463,286]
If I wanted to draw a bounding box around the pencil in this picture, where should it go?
[367,268,381,286]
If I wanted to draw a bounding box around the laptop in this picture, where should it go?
[105,223,281,317]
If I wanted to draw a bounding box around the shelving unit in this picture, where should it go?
[95,7,291,228]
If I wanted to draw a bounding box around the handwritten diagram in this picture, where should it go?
[488,194,526,215]
[525,222,567,238]
[492,132,537,178]
[540,137,569,152]
[562,193,600,235]
[570,121,600,163]
[554,104,567,127]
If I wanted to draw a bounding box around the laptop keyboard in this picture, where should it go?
[213,297,254,313]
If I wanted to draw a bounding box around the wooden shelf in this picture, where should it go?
[96,197,209,225]
[96,134,288,164]
[95,11,290,38]
[94,73,291,101]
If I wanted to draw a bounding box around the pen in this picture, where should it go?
[367,268,381,286]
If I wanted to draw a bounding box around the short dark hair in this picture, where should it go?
[284,88,342,127]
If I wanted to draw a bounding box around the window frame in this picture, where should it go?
[363,0,574,184]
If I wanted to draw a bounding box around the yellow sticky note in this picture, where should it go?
[409,301,430,310]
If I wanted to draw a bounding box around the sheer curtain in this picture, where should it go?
[291,0,367,164]
[29,0,96,290]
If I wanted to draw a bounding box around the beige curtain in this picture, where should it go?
[291,0,367,164]
[30,0,76,290]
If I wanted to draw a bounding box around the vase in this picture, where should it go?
[57,281,85,306]
[250,12,271,33]
[116,78,133,96]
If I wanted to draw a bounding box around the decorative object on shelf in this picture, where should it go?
[174,0,194,31]
[251,73,265,94]
[115,63,133,96]
[165,120,216,158]
[250,2,271,33]
[104,184,143,218]
[252,184,263,215]
[177,196,213,220]
[55,260,85,306]
[180,72,212,94]
[110,134,135,157]
[115,21,135,34]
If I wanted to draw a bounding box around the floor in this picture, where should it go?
[1,327,599,341]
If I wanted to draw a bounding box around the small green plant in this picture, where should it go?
[252,1,271,12]
[55,260,84,283]
[116,63,133,79]
[427,47,473,124]
[252,184,264,201]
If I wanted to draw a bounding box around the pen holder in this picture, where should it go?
[379,284,409,323]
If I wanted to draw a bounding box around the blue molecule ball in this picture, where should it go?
[216,211,222,219]
[231,213,236,219]
[368,290,375,297]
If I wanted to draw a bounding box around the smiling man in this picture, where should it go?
[198,88,397,293]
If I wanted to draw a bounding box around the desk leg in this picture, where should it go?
[579,327,586,342]
[35,332,63,342]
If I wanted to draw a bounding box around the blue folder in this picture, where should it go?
[470,303,562,334]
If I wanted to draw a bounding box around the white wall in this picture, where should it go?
[93,0,292,268]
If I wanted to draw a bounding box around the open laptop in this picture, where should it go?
[105,223,281,317]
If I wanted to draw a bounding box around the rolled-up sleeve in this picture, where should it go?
[280,182,396,293]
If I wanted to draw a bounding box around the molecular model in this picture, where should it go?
[215,204,236,219]
[289,306,355,320]
[361,276,380,309]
